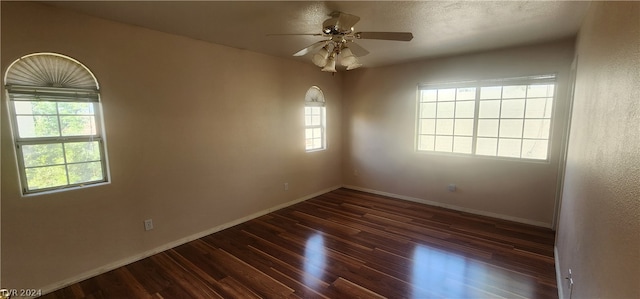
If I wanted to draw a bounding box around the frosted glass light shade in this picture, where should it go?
[312,47,330,67]
[321,56,337,72]
[346,62,363,70]
[340,47,362,70]
[340,47,357,66]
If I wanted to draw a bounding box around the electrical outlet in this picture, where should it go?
[566,268,574,292]
[144,219,154,231]
[284,183,289,191]
[448,183,457,192]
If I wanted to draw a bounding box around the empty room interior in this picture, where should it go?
[1,1,638,298]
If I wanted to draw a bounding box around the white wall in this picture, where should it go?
[555,2,640,298]
[342,40,575,227]
[1,2,343,291]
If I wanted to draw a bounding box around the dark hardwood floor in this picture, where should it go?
[41,188,558,298]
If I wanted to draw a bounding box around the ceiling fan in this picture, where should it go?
[270,11,413,72]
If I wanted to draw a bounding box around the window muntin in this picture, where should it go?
[417,75,555,160]
[305,86,326,151]
[5,53,109,194]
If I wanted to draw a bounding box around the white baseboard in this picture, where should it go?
[342,185,553,228]
[39,185,342,295]
[555,246,564,299]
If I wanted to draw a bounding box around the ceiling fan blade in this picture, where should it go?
[267,33,324,37]
[336,12,361,31]
[347,41,370,57]
[293,40,329,57]
[355,32,414,41]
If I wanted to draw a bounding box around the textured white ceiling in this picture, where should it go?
[45,1,591,68]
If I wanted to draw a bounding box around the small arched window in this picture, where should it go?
[304,86,326,151]
[4,53,109,194]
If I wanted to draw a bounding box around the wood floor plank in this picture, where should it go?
[149,253,221,298]
[330,277,387,299]
[41,188,558,298]
[127,256,183,296]
[212,248,295,298]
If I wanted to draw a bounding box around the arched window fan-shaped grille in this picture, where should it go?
[5,52,98,90]
[305,85,325,107]
[4,53,109,195]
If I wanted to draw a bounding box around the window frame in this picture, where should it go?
[7,87,110,194]
[5,53,110,195]
[304,104,327,152]
[416,75,557,161]
[305,86,327,152]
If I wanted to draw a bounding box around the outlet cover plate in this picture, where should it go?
[144,219,154,231]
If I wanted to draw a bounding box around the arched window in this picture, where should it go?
[304,86,326,151]
[4,53,109,194]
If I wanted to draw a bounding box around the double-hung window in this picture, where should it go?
[417,75,556,160]
[305,86,326,151]
[5,53,109,194]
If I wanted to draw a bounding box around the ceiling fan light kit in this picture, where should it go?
[272,11,413,73]
[312,42,361,72]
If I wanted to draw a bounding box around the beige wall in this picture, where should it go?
[342,40,575,227]
[1,2,342,290]
[5,1,637,296]
[556,2,640,298]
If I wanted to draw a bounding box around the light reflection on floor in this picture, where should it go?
[411,245,467,298]
[411,245,504,298]
[303,233,327,289]
[410,244,535,298]
[299,234,537,298]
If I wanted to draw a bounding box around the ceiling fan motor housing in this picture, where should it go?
[322,17,352,35]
